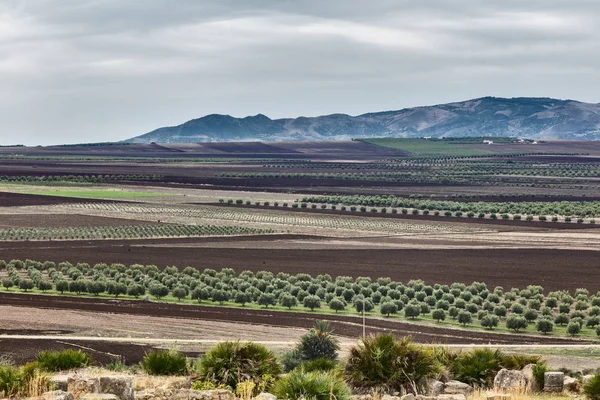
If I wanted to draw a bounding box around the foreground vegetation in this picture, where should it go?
[2,323,598,399]
[2,259,600,339]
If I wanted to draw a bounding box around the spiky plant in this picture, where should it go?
[297,320,340,362]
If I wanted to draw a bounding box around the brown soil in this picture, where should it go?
[0,292,585,345]
[0,192,118,207]
[0,236,598,291]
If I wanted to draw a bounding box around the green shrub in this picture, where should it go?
[532,361,549,391]
[584,374,600,400]
[300,358,338,373]
[36,349,91,372]
[451,348,502,388]
[567,321,581,336]
[273,369,350,400]
[199,341,281,390]
[296,321,340,362]
[141,349,187,375]
[344,334,441,394]
[0,363,51,398]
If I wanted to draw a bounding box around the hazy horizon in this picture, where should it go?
[1,1,599,146]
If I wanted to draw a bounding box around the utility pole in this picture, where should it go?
[362,298,366,337]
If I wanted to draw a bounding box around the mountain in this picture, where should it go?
[127,97,600,143]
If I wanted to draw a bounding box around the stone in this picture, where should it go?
[521,364,539,392]
[133,389,156,400]
[42,390,75,400]
[437,394,467,400]
[415,396,436,400]
[486,392,513,400]
[443,381,473,395]
[170,389,237,400]
[51,375,70,392]
[99,375,134,400]
[68,375,100,398]
[427,379,445,396]
[351,396,373,400]
[564,376,580,392]
[400,395,414,400]
[544,372,565,392]
[254,393,277,400]
[583,375,595,385]
[493,369,527,392]
[81,395,118,400]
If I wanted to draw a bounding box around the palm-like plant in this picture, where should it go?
[297,320,340,361]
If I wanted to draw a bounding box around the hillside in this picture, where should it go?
[127,97,600,143]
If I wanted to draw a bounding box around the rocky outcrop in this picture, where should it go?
[563,376,580,392]
[427,380,445,397]
[135,388,237,400]
[520,364,539,392]
[42,390,75,400]
[493,369,527,392]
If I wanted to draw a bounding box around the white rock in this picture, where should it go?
[493,369,527,392]
[443,381,473,395]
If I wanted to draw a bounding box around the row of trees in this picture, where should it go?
[1,259,600,337]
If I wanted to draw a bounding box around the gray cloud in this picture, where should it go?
[1,0,599,145]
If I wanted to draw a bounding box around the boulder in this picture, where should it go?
[399,395,414,400]
[254,393,277,400]
[99,376,134,400]
[544,372,564,392]
[493,369,527,392]
[520,364,539,392]
[170,389,237,400]
[51,375,70,392]
[81,395,118,400]
[351,396,373,400]
[437,394,467,400]
[427,379,445,397]
[415,396,436,400]
[133,389,156,400]
[563,376,580,392]
[443,381,473,395]
[42,390,75,400]
[381,395,401,400]
[68,375,100,398]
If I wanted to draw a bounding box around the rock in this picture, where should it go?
[437,395,467,400]
[427,379,444,396]
[415,396,436,400]
[68,375,100,398]
[42,390,75,400]
[133,389,156,400]
[351,396,373,400]
[494,369,527,392]
[81,395,118,400]
[51,375,70,392]
[544,372,565,392]
[564,376,580,392]
[99,376,134,400]
[443,381,473,395]
[486,392,513,400]
[254,393,277,400]
[381,395,401,400]
[170,389,237,400]
[521,364,539,392]
[400,395,414,400]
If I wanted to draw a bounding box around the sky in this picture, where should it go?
[1,0,599,145]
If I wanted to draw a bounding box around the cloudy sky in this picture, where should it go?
[1,0,599,145]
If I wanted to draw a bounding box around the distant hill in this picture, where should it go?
[127,97,600,143]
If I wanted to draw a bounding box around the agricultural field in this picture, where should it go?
[0,139,600,367]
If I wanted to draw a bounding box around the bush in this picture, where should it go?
[457,310,473,326]
[296,321,340,362]
[299,358,338,373]
[141,349,187,375]
[36,349,91,372]
[199,341,281,390]
[567,321,581,336]
[536,318,554,334]
[480,314,499,330]
[273,369,350,400]
[344,334,441,394]
[506,315,528,332]
[432,309,446,322]
[583,374,600,400]
[0,363,51,398]
[451,348,502,388]
[532,362,549,391]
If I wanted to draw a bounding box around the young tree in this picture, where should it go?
[279,294,298,309]
[18,279,34,292]
[567,321,581,336]
[536,318,554,334]
[149,283,169,300]
[234,291,251,307]
[404,304,421,319]
[328,298,346,313]
[431,309,446,322]
[55,280,68,294]
[190,286,210,303]
[506,315,528,332]
[554,313,570,326]
[457,310,473,326]
[211,289,229,304]
[380,302,398,317]
[303,295,322,311]
[480,314,499,330]
[258,293,277,308]
[2,279,14,291]
[171,287,187,301]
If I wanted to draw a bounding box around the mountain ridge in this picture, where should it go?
[127,97,600,143]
